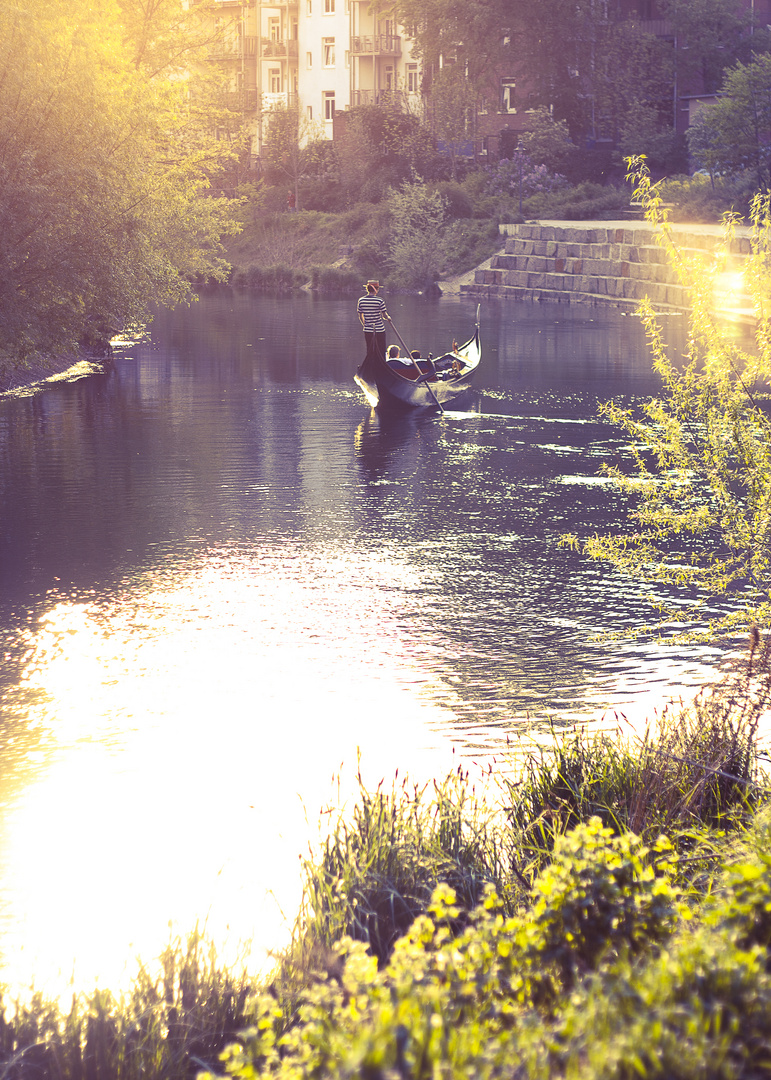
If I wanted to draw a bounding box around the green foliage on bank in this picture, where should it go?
[0,643,767,1079]
[564,159,771,639]
[204,678,768,1075]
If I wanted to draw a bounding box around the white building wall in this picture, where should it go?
[297,0,351,132]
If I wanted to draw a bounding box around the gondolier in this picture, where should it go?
[357,280,391,365]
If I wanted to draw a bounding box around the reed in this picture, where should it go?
[505,631,771,878]
[295,767,515,967]
[0,931,254,1080]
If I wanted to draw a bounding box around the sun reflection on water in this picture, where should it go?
[0,542,461,1002]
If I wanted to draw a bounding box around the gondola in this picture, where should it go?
[354,305,481,412]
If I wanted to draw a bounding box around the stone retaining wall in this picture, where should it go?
[460,221,753,315]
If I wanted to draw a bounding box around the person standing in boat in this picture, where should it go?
[357,280,391,365]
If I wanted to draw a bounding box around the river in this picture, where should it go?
[0,291,738,998]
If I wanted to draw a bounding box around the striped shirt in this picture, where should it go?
[357,294,388,332]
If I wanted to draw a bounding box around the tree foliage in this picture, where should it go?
[396,0,769,154]
[334,105,435,201]
[386,183,448,290]
[564,159,771,640]
[0,0,240,369]
[261,103,330,211]
[688,54,771,189]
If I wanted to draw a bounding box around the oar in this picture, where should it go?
[387,317,444,414]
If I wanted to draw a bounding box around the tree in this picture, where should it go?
[518,107,576,173]
[687,54,771,190]
[423,66,480,180]
[0,0,239,370]
[334,105,434,201]
[386,183,448,290]
[395,0,505,111]
[261,103,329,212]
[564,159,771,640]
[659,0,763,96]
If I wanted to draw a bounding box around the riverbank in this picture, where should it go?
[0,647,767,1080]
[0,353,111,397]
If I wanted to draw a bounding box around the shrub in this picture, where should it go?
[432,181,474,219]
[309,265,360,293]
[659,171,758,222]
[523,180,631,220]
[230,264,308,292]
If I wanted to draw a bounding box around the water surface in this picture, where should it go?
[0,292,734,996]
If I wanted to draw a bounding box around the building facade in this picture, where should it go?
[204,0,421,160]
[204,0,771,166]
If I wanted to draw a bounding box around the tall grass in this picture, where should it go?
[0,931,254,1080]
[295,768,516,967]
[506,630,770,877]
[291,632,770,977]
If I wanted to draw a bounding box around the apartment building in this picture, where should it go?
[205,0,771,166]
[205,0,420,159]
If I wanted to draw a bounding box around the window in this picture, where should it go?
[306,0,311,13]
[501,78,516,113]
[345,49,350,68]
[407,63,419,93]
[269,68,281,93]
[307,105,313,119]
[324,0,335,12]
[268,16,280,40]
[385,66,394,91]
[307,51,312,66]
[322,37,335,66]
[323,90,335,120]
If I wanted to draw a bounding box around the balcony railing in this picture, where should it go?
[223,88,261,111]
[263,92,299,109]
[351,89,409,109]
[350,34,401,56]
[262,38,299,57]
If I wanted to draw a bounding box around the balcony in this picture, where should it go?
[351,89,409,109]
[350,34,401,56]
[263,92,299,109]
[223,88,261,111]
[262,38,299,57]
[210,42,243,61]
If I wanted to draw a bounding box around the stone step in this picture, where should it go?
[461,220,754,315]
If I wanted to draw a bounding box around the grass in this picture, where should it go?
[508,630,770,866]
[0,931,254,1080]
[296,768,515,966]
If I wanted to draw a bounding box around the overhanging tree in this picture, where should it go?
[0,0,240,371]
[564,159,771,640]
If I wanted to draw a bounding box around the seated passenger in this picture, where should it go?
[387,344,414,366]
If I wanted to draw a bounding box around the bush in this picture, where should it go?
[659,171,759,222]
[432,181,474,219]
[523,180,631,220]
[309,265,360,293]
